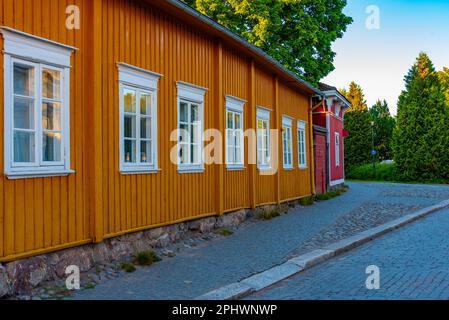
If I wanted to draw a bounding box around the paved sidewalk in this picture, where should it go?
[247,206,449,300]
[71,182,449,300]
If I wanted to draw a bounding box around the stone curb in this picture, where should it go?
[196,199,449,300]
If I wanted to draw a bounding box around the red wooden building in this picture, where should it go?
[313,83,350,193]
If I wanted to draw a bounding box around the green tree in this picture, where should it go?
[341,82,372,171]
[438,67,449,104]
[369,100,395,161]
[393,53,449,182]
[183,0,353,85]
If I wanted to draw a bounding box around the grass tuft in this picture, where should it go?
[120,262,136,273]
[259,209,281,220]
[299,196,314,206]
[215,228,234,236]
[134,251,162,266]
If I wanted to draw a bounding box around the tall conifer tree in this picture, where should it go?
[393,53,449,182]
[341,82,372,171]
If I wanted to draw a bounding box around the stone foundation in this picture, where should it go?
[0,208,256,298]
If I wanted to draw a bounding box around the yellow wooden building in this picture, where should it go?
[0,0,321,262]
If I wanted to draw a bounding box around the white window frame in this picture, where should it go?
[335,132,340,167]
[282,116,293,169]
[225,95,245,169]
[297,121,307,169]
[177,81,207,173]
[118,63,161,174]
[256,107,271,170]
[2,27,75,179]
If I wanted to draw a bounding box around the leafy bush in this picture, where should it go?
[346,163,397,182]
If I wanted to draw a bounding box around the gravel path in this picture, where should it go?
[68,181,449,300]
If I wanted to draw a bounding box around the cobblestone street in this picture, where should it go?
[247,207,449,300]
[70,182,449,300]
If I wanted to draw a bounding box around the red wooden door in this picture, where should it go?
[315,134,327,194]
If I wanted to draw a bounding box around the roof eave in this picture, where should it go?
[162,0,323,96]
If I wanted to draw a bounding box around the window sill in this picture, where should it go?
[120,168,160,175]
[283,166,294,171]
[299,166,308,171]
[5,169,75,180]
[257,166,272,172]
[178,166,205,174]
[226,165,246,171]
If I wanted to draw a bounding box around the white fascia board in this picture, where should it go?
[0,26,76,67]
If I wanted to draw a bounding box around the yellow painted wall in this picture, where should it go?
[0,0,314,261]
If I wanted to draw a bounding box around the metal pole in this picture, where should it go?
[371,121,376,174]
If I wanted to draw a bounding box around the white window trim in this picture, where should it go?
[2,27,76,179]
[225,95,246,170]
[297,120,308,169]
[282,116,293,170]
[335,132,340,167]
[118,63,161,174]
[256,107,271,170]
[177,81,207,173]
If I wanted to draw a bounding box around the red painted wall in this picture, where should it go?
[314,133,327,194]
[329,103,344,182]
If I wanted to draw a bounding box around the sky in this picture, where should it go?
[322,0,449,115]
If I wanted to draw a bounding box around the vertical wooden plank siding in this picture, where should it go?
[254,66,276,205]
[223,47,250,211]
[278,82,313,201]
[0,0,90,261]
[0,0,314,261]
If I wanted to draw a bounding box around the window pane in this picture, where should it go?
[124,140,136,163]
[180,102,188,123]
[235,146,242,164]
[14,97,34,129]
[140,92,151,115]
[263,120,268,131]
[42,102,61,131]
[227,112,234,129]
[124,89,136,113]
[180,144,188,164]
[235,113,241,129]
[191,124,199,144]
[140,141,152,163]
[140,117,151,139]
[42,69,61,100]
[235,130,242,148]
[14,131,35,163]
[191,144,200,164]
[42,132,62,162]
[191,104,199,122]
[257,119,263,130]
[227,145,234,164]
[14,64,34,96]
[124,115,136,138]
[179,124,189,143]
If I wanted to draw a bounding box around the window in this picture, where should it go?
[118,63,161,174]
[335,132,340,167]
[282,116,293,169]
[257,108,271,169]
[2,27,75,178]
[177,82,207,173]
[298,121,307,168]
[225,96,245,169]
